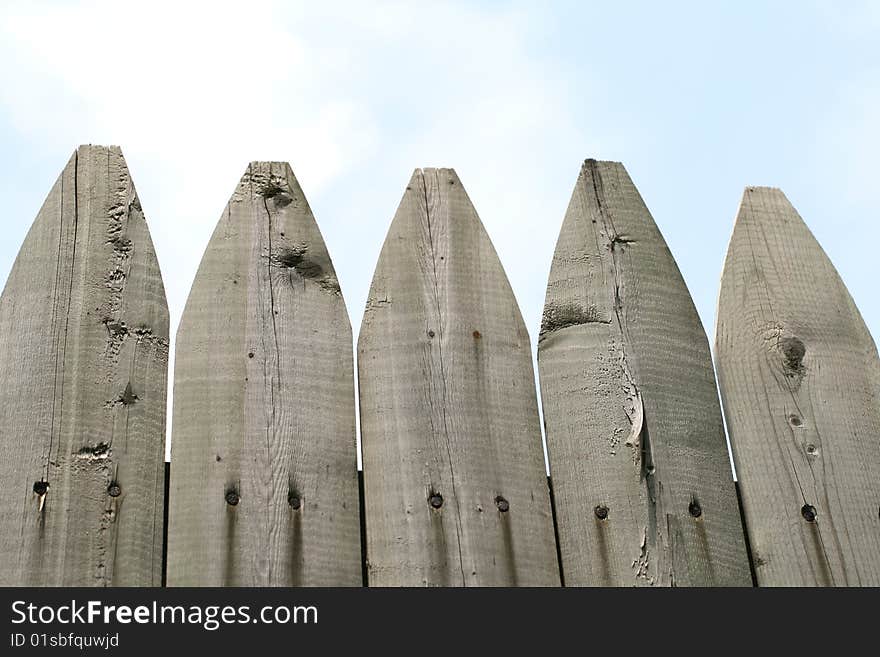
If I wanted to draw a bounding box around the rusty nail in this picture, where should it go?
[108,482,122,498]
[495,496,509,512]
[594,504,609,520]
[473,330,481,339]
[429,493,443,509]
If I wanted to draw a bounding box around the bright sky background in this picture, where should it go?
[1,1,878,465]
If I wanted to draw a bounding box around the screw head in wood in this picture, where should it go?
[33,481,48,496]
[226,491,240,506]
[594,504,609,520]
[427,330,435,338]
[107,482,122,497]
[688,501,702,518]
[495,496,509,512]
[801,504,817,522]
[429,493,443,509]
[288,493,302,510]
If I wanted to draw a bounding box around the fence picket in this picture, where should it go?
[715,187,880,586]
[0,145,169,586]
[166,162,361,586]
[358,168,560,586]
[538,159,752,586]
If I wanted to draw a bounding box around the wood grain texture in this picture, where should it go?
[358,168,559,587]
[167,162,360,586]
[538,160,751,586]
[0,145,169,586]
[716,187,880,586]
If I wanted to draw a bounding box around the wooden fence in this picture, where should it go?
[0,145,877,587]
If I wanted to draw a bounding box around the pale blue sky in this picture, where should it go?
[1,2,877,461]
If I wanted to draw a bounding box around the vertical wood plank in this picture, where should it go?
[715,187,880,586]
[0,145,169,586]
[538,160,751,586]
[167,162,361,586]
[358,168,559,586]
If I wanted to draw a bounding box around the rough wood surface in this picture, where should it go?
[716,187,880,586]
[538,160,751,586]
[167,162,360,586]
[0,145,169,586]
[358,168,559,586]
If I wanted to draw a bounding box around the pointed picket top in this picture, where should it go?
[358,168,559,586]
[167,161,360,586]
[716,187,880,586]
[0,145,169,586]
[538,159,751,586]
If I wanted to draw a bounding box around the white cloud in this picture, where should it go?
[0,1,587,463]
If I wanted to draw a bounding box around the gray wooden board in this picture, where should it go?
[167,162,360,586]
[715,187,880,586]
[538,160,751,586]
[358,168,560,586]
[0,145,169,586]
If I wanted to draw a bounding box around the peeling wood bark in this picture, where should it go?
[715,187,880,586]
[167,162,361,586]
[0,146,169,586]
[358,168,559,586]
[538,160,751,586]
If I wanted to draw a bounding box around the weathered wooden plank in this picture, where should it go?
[715,187,880,586]
[538,160,751,586]
[358,168,559,586]
[0,145,169,586]
[167,162,360,586]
